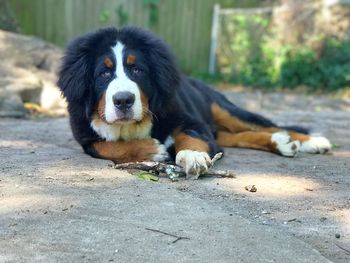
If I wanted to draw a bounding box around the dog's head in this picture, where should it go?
[58,27,180,124]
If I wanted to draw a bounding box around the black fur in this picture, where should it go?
[58,27,307,160]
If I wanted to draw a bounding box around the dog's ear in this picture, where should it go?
[146,34,180,112]
[57,35,94,103]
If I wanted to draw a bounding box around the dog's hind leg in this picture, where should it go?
[211,102,331,154]
[288,132,331,154]
[216,131,300,157]
[259,128,331,154]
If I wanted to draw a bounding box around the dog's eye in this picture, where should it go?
[131,66,142,75]
[100,71,112,78]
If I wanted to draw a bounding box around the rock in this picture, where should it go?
[245,185,257,192]
[0,90,25,118]
[0,30,66,117]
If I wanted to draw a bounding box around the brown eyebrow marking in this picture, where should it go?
[104,57,113,68]
[127,54,136,65]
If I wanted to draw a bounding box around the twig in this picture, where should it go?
[145,227,190,244]
[114,161,236,179]
[113,152,236,179]
[335,243,350,255]
[114,161,182,174]
[206,170,236,178]
[172,237,185,244]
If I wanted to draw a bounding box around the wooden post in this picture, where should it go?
[209,4,220,75]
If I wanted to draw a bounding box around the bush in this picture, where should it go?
[280,38,350,90]
[215,14,350,91]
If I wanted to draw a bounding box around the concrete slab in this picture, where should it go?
[0,117,336,262]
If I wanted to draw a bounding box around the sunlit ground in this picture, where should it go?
[218,174,320,198]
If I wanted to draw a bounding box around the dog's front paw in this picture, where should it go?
[176,150,212,180]
[271,131,300,157]
[152,139,170,162]
[300,136,331,154]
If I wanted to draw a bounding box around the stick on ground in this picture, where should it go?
[145,227,190,243]
[114,152,235,179]
[335,243,350,255]
[114,161,236,179]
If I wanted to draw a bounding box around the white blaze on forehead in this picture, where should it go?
[114,42,127,80]
[104,41,143,123]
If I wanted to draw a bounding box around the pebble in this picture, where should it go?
[245,185,257,192]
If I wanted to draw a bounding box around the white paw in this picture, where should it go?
[176,150,212,179]
[271,131,300,157]
[152,139,170,161]
[300,136,331,154]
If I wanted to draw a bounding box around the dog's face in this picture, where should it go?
[58,27,179,125]
[95,42,152,124]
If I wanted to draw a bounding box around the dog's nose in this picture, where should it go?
[113,92,135,111]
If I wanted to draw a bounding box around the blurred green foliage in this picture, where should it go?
[116,4,129,26]
[143,0,160,28]
[216,15,350,91]
[0,0,20,32]
[100,0,159,28]
[99,8,110,23]
[280,39,350,90]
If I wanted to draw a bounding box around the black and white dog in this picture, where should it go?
[58,27,331,179]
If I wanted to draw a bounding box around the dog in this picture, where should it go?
[57,27,331,179]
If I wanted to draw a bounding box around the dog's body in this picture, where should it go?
[58,27,331,178]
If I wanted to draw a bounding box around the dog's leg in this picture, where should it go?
[216,131,300,157]
[211,103,258,133]
[86,139,169,163]
[288,132,331,154]
[260,128,331,154]
[211,103,331,154]
[212,103,300,156]
[173,131,214,179]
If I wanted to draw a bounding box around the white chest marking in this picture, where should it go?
[91,118,152,141]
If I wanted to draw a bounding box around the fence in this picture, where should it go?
[10,0,219,73]
[209,4,274,74]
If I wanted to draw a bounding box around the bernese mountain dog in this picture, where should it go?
[58,27,331,179]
